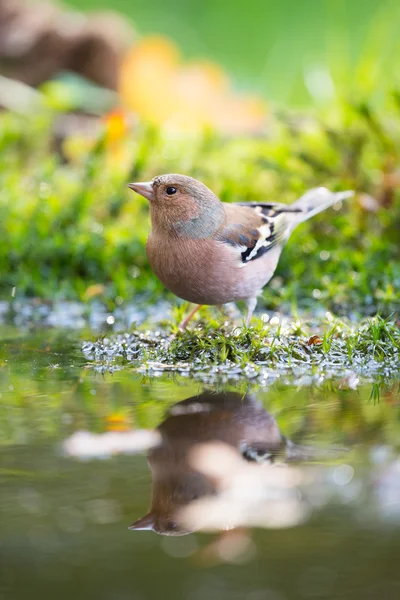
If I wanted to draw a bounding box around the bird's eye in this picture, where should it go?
[166,186,177,196]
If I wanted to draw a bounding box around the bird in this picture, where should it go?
[127,175,353,329]
[128,390,296,536]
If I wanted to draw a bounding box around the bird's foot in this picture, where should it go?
[178,304,202,331]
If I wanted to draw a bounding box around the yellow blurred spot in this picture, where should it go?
[107,424,130,432]
[105,414,130,432]
[106,414,127,424]
[119,36,267,134]
[103,109,128,143]
[84,284,105,300]
[120,36,179,123]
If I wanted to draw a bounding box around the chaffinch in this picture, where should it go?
[128,390,289,535]
[128,174,353,328]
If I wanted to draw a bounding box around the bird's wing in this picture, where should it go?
[215,188,353,266]
[215,203,297,265]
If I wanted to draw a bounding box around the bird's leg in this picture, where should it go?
[178,304,202,331]
[245,297,257,327]
[218,302,241,321]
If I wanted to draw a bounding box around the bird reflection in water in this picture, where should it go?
[129,390,310,536]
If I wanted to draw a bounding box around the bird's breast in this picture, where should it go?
[146,234,280,305]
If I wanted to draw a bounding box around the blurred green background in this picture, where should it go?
[0,0,399,310]
[67,0,400,106]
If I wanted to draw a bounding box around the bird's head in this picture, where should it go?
[127,174,224,237]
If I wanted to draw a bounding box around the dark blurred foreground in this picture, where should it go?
[0,0,133,90]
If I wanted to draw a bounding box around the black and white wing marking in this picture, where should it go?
[217,203,299,265]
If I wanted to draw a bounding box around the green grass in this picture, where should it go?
[0,97,399,316]
[83,315,400,383]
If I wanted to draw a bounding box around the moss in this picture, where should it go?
[83,315,400,384]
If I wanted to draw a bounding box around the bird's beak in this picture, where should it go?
[127,181,155,201]
[128,512,155,531]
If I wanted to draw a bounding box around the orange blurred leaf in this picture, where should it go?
[119,36,267,134]
[84,284,105,300]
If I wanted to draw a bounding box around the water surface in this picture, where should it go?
[1,326,400,600]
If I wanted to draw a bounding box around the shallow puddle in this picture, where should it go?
[1,326,400,600]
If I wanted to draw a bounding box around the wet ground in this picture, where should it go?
[1,319,400,600]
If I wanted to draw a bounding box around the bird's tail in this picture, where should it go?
[292,187,354,223]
